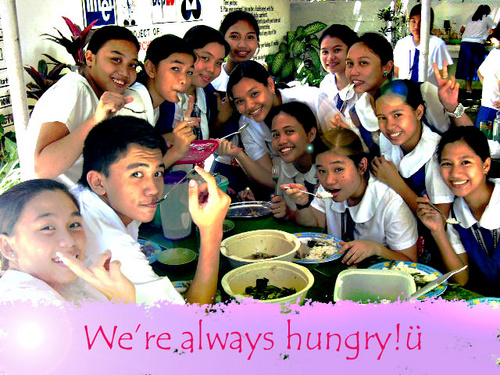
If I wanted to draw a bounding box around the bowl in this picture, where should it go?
[333,269,416,303]
[221,260,314,306]
[157,248,197,266]
[222,219,235,235]
[220,229,301,268]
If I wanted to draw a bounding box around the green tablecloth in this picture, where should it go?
[140,216,483,303]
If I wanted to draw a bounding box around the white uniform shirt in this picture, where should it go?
[275,160,317,211]
[319,73,339,99]
[0,270,66,304]
[239,86,321,161]
[71,185,185,306]
[23,72,99,188]
[478,49,500,110]
[394,35,453,86]
[174,88,209,139]
[462,15,495,43]
[211,63,230,92]
[118,82,159,125]
[311,176,418,250]
[380,124,454,204]
[447,179,500,255]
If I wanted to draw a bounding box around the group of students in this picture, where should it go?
[1,7,499,304]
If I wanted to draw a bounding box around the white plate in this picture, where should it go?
[293,232,343,264]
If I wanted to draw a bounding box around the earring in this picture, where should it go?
[383,71,389,77]
[306,144,314,153]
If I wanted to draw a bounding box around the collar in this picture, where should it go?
[453,179,500,230]
[330,175,389,222]
[354,93,379,132]
[195,86,207,114]
[281,160,317,184]
[380,124,440,178]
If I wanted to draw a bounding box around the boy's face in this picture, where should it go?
[85,40,139,95]
[409,15,421,40]
[147,53,194,106]
[97,144,165,226]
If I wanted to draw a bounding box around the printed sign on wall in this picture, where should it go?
[83,0,117,27]
[0,16,13,130]
[151,0,177,24]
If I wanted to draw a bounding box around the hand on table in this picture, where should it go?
[270,195,287,218]
[57,249,136,303]
[340,240,381,265]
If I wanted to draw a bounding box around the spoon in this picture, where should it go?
[218,123,250,140]
[272,165,280,196]
[283,186,332,199]
[155,169,195,204]
[423,201,461,225]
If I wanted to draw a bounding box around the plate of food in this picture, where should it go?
[293,232,343,264]
[226,201,272,219]
[138,238,163,264]
[368,261,447,299]
[173,139,219,165]
[467,297,500,308]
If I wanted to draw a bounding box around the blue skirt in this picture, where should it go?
[455,41,487,81]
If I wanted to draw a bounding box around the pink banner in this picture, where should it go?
[0,299,499,374]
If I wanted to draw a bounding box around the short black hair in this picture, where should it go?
[437,126,491,164]
[409,4,435,32]
[227,60,270,101]
[356,32,394,66]
[79,116,167,188]
[145,34,196,66]
[0,179,78,236]
[375,79,425,112]
[220,10,260,41]
[87,25,139,54]
[319,24,359,50]
[184,25,230,57]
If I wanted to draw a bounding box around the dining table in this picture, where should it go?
[139,214,484,304]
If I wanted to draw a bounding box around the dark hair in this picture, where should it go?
[268,101,329,156]
[409,4,435,32]
[319,24,359,50]
[184,25,230,57]
[87,25,139,54]
[355,32,394,67]
[374,79,425,111]
[319,128,370,179]
[437,126,491,164]
[220,10,260,41]
[0,179,78,236]
[227,60,271,101]
[145,34,195,66]
[472,5,491,22]
[79,116,167,188]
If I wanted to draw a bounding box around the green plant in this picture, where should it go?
[266,21,327,87]
[25,57,68,102]
[377,0,407,47]
[42,16,98,67]
[0,114,21,194]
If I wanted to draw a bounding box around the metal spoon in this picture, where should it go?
[423,201,461,225]
[218,123,250,140]
[283,186,332,199]
[155,169,195,204]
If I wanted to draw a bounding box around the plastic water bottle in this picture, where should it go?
[493,111,500,142]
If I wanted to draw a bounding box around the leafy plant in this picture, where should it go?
[24,57,68,101]
[42,16,98,67]
[265,21,327,87]
[377,0,407,47]
[0,115,21,194]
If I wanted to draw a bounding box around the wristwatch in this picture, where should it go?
[446,103,465,118]
[295,199,312,210]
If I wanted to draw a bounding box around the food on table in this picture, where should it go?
[250,252,277,260]
[296,238,340,260]
[140,241,159,258]
[245,277,297,300]
[389,262,438,288]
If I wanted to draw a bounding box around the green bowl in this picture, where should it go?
[157,248,197,266]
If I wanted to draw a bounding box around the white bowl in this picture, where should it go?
[220,229,300,268]
[333,269,416,303]
[221,260,314,306]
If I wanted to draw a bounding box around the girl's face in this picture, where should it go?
[439,140,491,199]
[320,36,349,75]
[376,94,423,153]
[225,20,258,63]
[1,190,86,291]
[147,52,194,106]
[85,39,139,95]
[345,42,391,96]
[271,112,316,163]
[192,42,226,88]
[231,77,275,122]
[316,151,367,206]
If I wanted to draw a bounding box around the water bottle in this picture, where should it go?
[493,111,500,142]
[160,171,192,240]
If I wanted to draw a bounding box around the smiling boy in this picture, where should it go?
[70,116,230,305]
[23,26,140,187]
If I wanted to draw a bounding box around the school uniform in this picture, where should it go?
[118,82,159,125]
[476,49,500,126]
[210,63,230,92]
[71,185,186,306]
[275,160,317,211]
[311,175,417,250]
[380,124,454,204]
[394,35,453,86]
[447,179,500,295]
